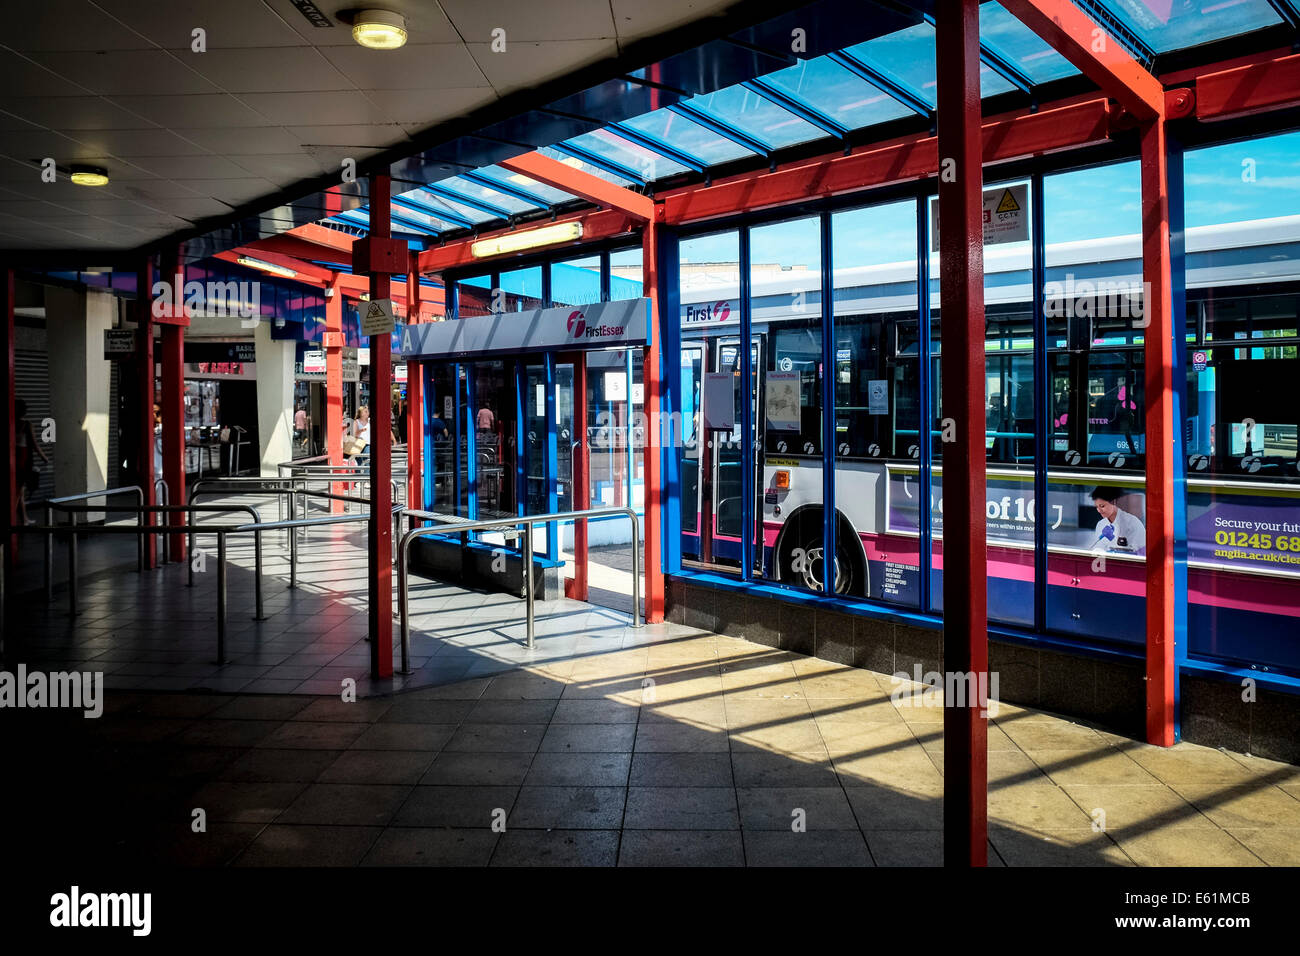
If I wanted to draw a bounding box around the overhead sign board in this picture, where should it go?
[400,298,650,359]
[302,350,326,375]
[361,298,396,337]
[929,184,1030,250]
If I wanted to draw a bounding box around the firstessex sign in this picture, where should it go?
[399,298,650,359]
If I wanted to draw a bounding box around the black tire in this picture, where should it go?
[776,510,866,597]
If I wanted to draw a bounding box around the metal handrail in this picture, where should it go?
[35,485,146,589]
[397,506,642,670]
[14,516,249,663]
[51,502,264,621]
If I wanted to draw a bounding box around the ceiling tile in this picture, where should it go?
[181,47,355,94]
[609,0,736,43]
[439,0,617,41]
[97,0,311,48]
[238,90,399,126]
[319,43,490,91]
[364,88,499,127]
[124,154,255,179]
[467,39,617,95]
[115,179,204,200]
[230,152,329,182]
[67,128,212,157]
[173,126,306,155]
[26,50,219,97]
[2,0,154,52]
[105,93,276,128]
[1,96,158,130]
[0,51,88,97]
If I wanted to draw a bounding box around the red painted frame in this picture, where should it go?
[935,0,990,868]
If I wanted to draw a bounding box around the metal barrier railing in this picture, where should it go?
[48,502,264,620]
[35,486,146,594]
[12,515,249,662]
[396,506,642,669]
[189,478,388,586]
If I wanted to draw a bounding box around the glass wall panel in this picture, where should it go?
[609,247,644,300]
[1042,161,1145,645]
[752,215,825,591]
[1182,130,1300,674]
[551,255,601,308]
[831,199,921,607]
[498,266,543,312]
[678,230,742,569]
[929,178,1036,626]
[457,274,493,318]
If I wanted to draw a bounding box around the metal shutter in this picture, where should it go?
[14,336,55,502]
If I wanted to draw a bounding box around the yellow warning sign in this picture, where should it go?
[996,189,1020,214]
[360,297,395,337]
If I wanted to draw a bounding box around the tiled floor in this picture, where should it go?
[4,496,1300,867]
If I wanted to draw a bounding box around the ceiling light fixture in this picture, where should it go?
[472,221,583,258]
[70,165,109,187]
[236,256,297,279]
[352,9,408,50]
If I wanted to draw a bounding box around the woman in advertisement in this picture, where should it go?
[1090,485,1146,554]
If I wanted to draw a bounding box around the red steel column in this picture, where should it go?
[160,249,186,562]
[325,277,344,514]
[1141,116,1176,746]
[642,217,664,623]
[366,173,394,679]
[137,258,157,570]
[936,0,988,867]
[3,268,16,567]
[566,353,590,602]
[405,253,423,515]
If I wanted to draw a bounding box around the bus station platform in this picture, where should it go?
[6,500,1299,868]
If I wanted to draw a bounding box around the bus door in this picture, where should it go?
[681,343,705,558]
[710,336,762,563]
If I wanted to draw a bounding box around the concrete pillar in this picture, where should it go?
[254,321,294,476]
[45,286,115,518]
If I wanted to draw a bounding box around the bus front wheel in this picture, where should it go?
[776,512,866,597]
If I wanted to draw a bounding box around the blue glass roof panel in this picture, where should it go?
[435,175,544,216]
[399,189,496,225]
[537,146,638,187]
[562,128,692,181]
[980,2,1081,83]
[620,109,757,166]
[1097,0,1281,53]
[762,56,918,130]
[848,23,1019,104]
[687,85,826,149]
[474,165,581,206]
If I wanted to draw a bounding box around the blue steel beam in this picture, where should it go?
[978,39,1035,94]
[827,49,935,117]
[1265,0,1300,30]
[666,102,771,157]
[607,122,708,173]
[741,77,849,138]
[419,183,513,221]
[549,141,646,183]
